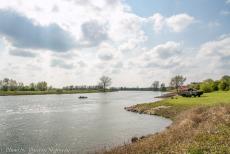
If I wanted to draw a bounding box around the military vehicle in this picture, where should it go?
[180,88,203,97]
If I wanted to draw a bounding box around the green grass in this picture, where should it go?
[130,91,230,119]
[0,89,115,96]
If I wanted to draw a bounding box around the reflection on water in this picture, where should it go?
[0,91,171,153]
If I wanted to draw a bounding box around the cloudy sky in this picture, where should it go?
[0,0,230,87]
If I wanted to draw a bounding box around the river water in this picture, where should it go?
[0,91,171,154]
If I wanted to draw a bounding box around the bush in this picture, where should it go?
[200,82,212,93]
[218,80,229,91]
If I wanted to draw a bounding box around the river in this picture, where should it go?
[0,91,171,154]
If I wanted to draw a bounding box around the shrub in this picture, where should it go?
[200,82,212,93]
[218,80,229,91]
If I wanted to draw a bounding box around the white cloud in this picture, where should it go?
[199,36,230,57]
[166,14,195,32]
[152,41,182,59]
[97,43,116,61]
[148,13,195,33]
[149,13,165,32]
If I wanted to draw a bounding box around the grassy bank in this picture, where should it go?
[125,91,230,120]
[0,89,115,96]
[105,91,230,154]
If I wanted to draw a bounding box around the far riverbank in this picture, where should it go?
[0,89,116,96]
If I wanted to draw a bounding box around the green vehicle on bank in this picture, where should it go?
[180,88,204,97]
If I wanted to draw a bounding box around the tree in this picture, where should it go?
[9,79,17,91]
[99,76,112,92]
[152,81,159,91]
[189,82,200,90]
[2,78,10,91]
[200,82,212,93]
[170,75,186,93]
[36,81,48,91]
[218,80,229,91]
[160,83,166,91]
[29,83,36,91]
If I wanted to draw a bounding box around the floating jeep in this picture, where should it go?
[180,88,203,97]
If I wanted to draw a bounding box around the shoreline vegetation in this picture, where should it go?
[0,89,116,96]
[104,91,230,154]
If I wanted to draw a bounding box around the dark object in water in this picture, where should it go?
[79,96,88,99]
[180,88,203,97]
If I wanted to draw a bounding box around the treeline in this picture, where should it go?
[118,85,167,91]
[0,78,49,91]
[189,75,230,93]
[0,75,113,92]
[63,85,102,90]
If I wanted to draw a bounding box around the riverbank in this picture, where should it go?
[104,91,230,153]
[0,89,115,96]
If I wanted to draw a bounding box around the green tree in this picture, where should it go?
[218,80,229,91]
[29,83,36,91]
[160,83,166,91]
[189,82,200,90]
[200,79,215,93]
[36,81,48,91]
[152,81,160,91]
[9,79,17,91]
[170,75,186,93]
[211,81,219,91]
[2,78,10,91]
[200,82,212,93]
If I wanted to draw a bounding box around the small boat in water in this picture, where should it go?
[79,96,88,99]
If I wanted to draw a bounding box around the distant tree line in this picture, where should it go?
[63,76,112,92]
[188,75,230,93]
[151,81,167,91]
[63,85,102,90]
[0,78,49,91]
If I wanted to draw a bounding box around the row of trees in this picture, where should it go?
[63,76,112,92]
[0,76,112,92]
[189,75,230,93]
[151,81,167,91]
[0,78,48,91]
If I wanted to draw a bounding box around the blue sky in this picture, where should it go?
[127,0,230,46]
[0,0,229,87]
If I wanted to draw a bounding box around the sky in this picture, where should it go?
[0,0,229,87]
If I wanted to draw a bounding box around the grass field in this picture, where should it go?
[105,91,230,154]
[127,91,230,119]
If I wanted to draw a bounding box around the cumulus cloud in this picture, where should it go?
[149,13,165,32]
[166,14,194,32]
[50,59,74,69]
[97,43,115,61]
[81,20,109,47]
[9,49,37,58]
[149,13,195,33]
[0,9,76,52]
[153,41,182,59]
[199,36,230,57]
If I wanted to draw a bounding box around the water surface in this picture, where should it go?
[0,91,171,153]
